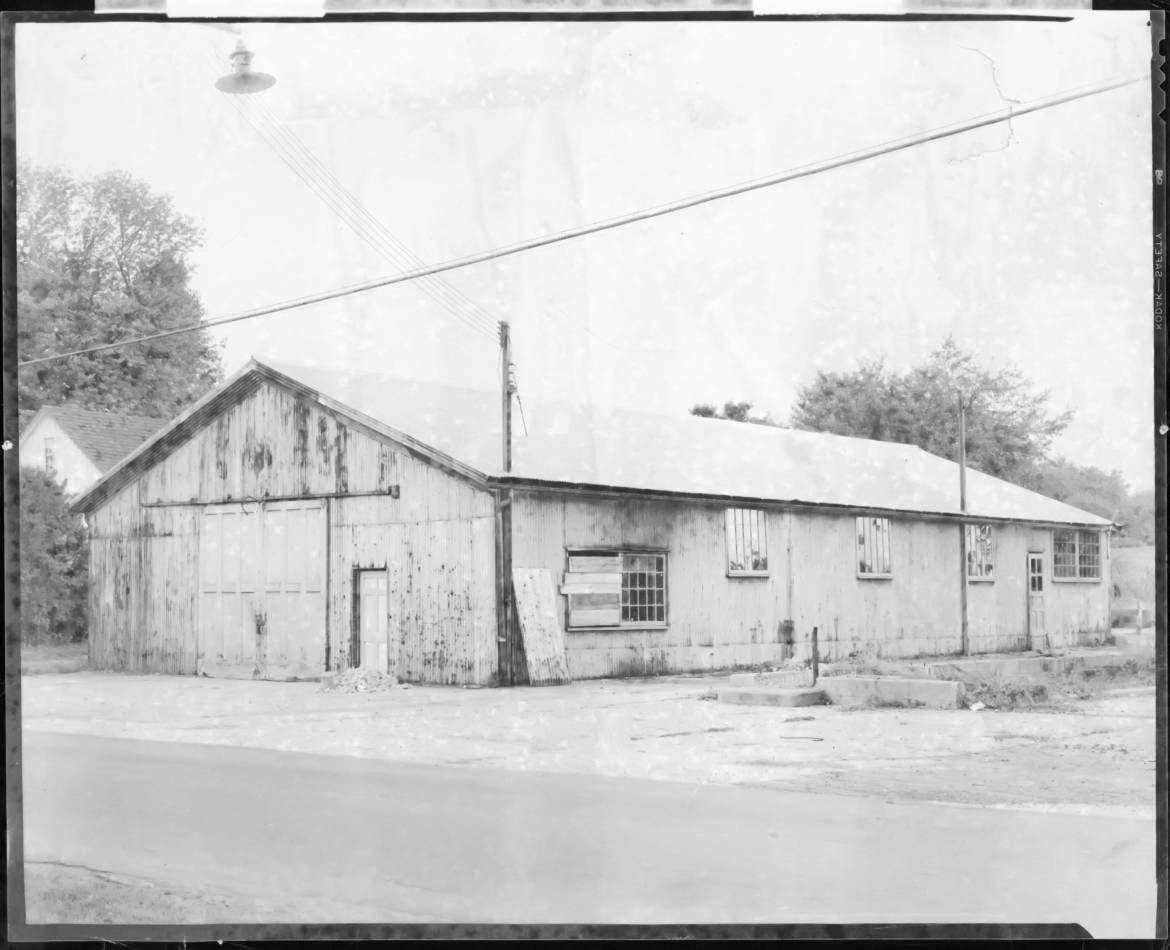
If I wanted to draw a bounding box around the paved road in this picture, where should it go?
[20,731,1155,936]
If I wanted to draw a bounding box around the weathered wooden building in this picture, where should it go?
[72,359,1114,684]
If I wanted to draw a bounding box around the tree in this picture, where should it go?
[789,339,1072,484]
[1029,459,1155,545]
[690,400,777,426]
[20,466,88,644]
[17,162,223,417]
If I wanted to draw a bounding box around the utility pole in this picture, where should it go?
[958,390,970,656]
[500,320,513,474]
[497,321,515,685]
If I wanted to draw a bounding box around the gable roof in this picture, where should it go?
[26,404,166,473]
[72,358,1112,528]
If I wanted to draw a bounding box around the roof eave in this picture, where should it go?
[492,475,1114,529]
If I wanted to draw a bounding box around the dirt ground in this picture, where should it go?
[20,667,1156,819]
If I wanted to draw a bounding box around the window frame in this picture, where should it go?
[562,547,669,631]
[725,507,769,577]
[965,523,996,583]
[43,436,57,478]
[855,516,894,580]
[1052,529,1102,583]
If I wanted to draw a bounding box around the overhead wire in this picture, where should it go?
[205,45,499,337]
[18,71,1147,369]
[198,46,498,340]
[244,94,502,334]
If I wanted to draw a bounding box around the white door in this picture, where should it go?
[262,500,327,679]
[1027,553,1046,651]
[198,503,262,678]
[199,500,326,680]
[357,570,390,672]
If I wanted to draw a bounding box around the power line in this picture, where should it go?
[18,72,1144,369]
[219,92,497,340]
[244,95,502,333]
[201,46,499,339]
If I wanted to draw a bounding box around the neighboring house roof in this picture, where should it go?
[27,404,166,473]
[72,358,1113,528]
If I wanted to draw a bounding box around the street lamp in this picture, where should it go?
[215,39,276,95]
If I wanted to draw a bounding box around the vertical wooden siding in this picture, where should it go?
[88,380,497,683]
[511,491,1112,677]
[328,491,496,685]
[512,493,794,678]
[88,481,200,674]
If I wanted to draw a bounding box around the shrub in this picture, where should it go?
[19,465,87,644]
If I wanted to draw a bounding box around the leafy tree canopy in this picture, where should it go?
[17,162,223,417]
[20,466,88,644]
[693,339,1153,539]
[690,400,777,426]
[1031,458,1154,545]
[788,339,1071,484]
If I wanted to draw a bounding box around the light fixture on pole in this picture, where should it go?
[215,40,276,95]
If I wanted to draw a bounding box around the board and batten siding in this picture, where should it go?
[511,491,1112,677]
[328,493,496,685]
[88,479,200,674]
[87,380,498,684]
[511,492,795,679]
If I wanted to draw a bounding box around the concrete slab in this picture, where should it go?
[1110,633,1155,656]
[819,676,962,709]
[717,686,826,707]
[728,668,815,688]
[925,651,1147,681]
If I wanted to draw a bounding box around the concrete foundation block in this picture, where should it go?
[1111,633,1154,656]
[717,687,826,707]
[819,676,962,709]
[728,668,815,688]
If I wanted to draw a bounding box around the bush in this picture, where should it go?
[20,466,87,644]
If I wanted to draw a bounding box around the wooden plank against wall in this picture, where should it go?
[512,568,571,686]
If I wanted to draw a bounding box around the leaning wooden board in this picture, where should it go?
[512,567,572,686]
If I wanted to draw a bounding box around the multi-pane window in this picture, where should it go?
[621,553,667,624]
[562,550,667,628]
[965,524,995,580]
[726,508,768,575]
[1053,529,1101,580]
[43,437,57,478]
[856,516,892,577]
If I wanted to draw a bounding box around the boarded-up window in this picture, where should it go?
[966,524,995,580]
[561,551,667,628]
[1054,529,1101,580]
[856,517,892,577]
[726,508,768,575]
[562,552,621,628]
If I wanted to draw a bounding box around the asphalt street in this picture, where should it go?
[20,731,1156,935]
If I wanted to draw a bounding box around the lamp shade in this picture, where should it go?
[215,41,276,95]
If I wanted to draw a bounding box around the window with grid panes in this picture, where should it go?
[561,550,667,628]
[856,516,892,577]
[621,553,666,624]
[1053,529,1101,580]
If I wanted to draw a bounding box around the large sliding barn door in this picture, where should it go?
[262,501,326,678]
[199,500,326,680]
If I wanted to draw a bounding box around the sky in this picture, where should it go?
[14,13,1156,491]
